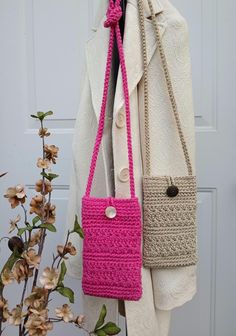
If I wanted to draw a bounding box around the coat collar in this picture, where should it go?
[141,0,164,18]
[85,0,166,121]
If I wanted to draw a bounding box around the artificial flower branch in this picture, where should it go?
[0,112,121,336]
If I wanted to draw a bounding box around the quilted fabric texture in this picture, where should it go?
[143,176,197,268]
[82,196,142,300]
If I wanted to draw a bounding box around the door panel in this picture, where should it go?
[0,1,93,335]
[170,1,236,336]
[0,1,235,336]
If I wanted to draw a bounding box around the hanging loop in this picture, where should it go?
[104,1,122,28]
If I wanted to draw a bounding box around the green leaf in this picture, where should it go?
[56,286,74,303]
[47,173,59,180]
[37,112,45,120]
[58,261,67,286]
[36,111,53,121]
[102,322,121,335]
[95,331,106,336]
[17,225,33,236]
[0,252,21,289]
[44,111,53,117]
[30,114,38,119]
[39,223,56,232]
[12,248,23,259]
[73,215,84,239]
[32,216,41,226]
[94,304,107,331]
[17,227,27,236]
[40,172,59,182]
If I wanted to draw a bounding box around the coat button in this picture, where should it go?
[105,206,117,219]
[166,185,179,197]
[118,168,129,182]
[115,111,125,128]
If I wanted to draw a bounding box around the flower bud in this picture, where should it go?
[8,236,24,254]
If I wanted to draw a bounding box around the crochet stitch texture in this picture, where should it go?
[143,176,197,268]
[137,0,197,268]
[81,0,142,301]
[82,197,142,300]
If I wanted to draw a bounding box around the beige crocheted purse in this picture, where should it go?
[137,0,198,268]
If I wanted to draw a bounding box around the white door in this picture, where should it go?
[170,0,236,335]
[0,1,235,336]
[0,1,96,335]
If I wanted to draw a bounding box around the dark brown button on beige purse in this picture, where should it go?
[137,0,198,268]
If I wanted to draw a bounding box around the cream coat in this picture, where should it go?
[65,0,197,335]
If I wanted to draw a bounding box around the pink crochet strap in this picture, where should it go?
[85,0,136,198]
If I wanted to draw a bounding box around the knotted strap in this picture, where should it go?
[85,0,136,198]
[104,1,122,27]
[137,0,193,176]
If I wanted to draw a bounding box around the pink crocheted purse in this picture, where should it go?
[81,0,142,301]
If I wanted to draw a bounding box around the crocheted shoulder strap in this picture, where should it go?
[137,0,193,176]
[85,0,136,198]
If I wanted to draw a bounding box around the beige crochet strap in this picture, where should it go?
[137,0,193,176]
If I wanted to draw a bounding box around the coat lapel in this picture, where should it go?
[114,0,165,117]
[86,0,166,122]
